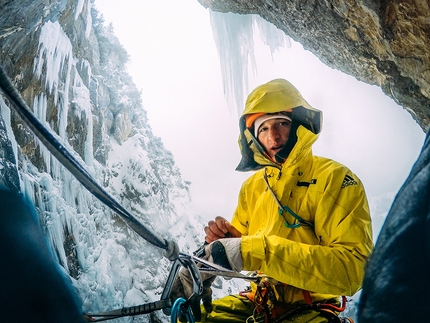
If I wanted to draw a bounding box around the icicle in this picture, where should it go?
[34,21,74,140]
[209,11,256,117]
[75,0,92,38]
[209,11,290,116]
[85,0,92,38]
[0,95,18,164]
[38,173,68,268]
[75,0,85,20]
[21,173,36,205]
[31,94,52,174]
[254,16,291,58]
[72,69,94,166]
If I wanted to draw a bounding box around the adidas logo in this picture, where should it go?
[341,175,358,189]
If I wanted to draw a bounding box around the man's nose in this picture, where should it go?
[267,127,280,140]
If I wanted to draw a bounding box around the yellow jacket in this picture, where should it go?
[232,79,373,305]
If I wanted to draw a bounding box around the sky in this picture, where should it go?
[94,0,426,224]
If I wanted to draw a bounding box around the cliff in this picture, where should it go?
[198,0,430,131]
[0,0,208,318]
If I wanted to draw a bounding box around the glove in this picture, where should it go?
[169,261,216,321]
[208,238,243,272]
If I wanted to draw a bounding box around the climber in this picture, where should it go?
[0,185,85,323]
[172,79,373,322]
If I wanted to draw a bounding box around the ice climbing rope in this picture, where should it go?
[0,65,178,258]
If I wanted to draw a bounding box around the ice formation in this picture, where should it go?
[209,11,291,116]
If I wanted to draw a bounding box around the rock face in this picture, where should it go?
[0,0,206,317]
[198,0,430,131]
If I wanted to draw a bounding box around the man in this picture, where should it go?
[174,79,373,323]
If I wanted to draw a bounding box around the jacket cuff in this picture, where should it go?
[241,235,266,271]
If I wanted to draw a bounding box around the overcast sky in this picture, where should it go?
[94,0,426,223]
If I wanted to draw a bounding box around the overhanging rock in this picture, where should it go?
[198,0,430,131]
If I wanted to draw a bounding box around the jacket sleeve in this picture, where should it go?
[239,169,374,296]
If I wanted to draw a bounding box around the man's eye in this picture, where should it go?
[259,127,268,133]
[279,121,291,127]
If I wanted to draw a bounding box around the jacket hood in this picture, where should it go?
[236,79,323,172]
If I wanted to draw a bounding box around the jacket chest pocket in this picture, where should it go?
[278,185,316,226]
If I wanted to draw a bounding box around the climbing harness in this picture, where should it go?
[263,169,314,229]
[241,278,353,323]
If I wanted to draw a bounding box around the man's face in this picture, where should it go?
[257,118,292,160]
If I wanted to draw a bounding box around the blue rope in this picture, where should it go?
[170,298,195,323]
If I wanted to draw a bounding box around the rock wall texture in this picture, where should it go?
[198,0,430,131]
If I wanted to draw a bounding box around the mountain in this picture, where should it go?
[0,0,222,320]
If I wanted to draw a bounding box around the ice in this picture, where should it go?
[254,17,291,57]
[209,11,256,117]
[0,95,18,166]
[85,1,93,38]
[209,11,290,116]
[34,20,74,139]
[75,0,85,20]
[72,70,94,166]
[74,0,92,38]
